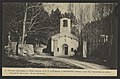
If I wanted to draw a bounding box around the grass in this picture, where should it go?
[2,52,83,69]
[2,55,45,68]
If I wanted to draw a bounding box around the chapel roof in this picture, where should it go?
[60,18,70,20]
[51,33,78,41]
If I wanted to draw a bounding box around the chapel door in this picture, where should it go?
[65,46,68,55]
[63,44,68,55]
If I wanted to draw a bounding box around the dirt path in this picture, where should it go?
[30,55,108,69]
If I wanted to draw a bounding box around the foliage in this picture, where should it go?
[49,8,62,35]
[81,5,118,68]
[3,3,77,45]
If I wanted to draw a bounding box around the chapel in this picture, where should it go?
[50,18,79,56]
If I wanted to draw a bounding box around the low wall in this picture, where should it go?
[18,44,34,55]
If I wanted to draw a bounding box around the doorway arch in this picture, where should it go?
[62,44,68,55]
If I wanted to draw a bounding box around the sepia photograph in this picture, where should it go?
[2,2,118,76]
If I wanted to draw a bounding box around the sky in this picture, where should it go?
[43,3,69,13]
[43,3,96,14]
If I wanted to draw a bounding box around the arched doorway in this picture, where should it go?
[62,44,68,55]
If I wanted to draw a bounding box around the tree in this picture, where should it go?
[50,8,62,35]
[93,3,115,21]
[3,2,52,55]
[21,3,28,47]
[3,3,26,55]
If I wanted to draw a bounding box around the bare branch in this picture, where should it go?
[28,19,37,30]
[27,13,40,29]
[26,6,40,10]
[32,8,40,15]
[35,27,52,31]
[27,7,49,31]
[28,15,49,31]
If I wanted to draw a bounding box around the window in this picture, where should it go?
[71,48,73,51]
[57,48,59,52]
[63,20,68,27]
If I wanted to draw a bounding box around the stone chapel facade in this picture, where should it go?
[51,18,79,56]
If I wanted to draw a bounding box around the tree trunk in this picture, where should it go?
[21,3,28,47]
[16,35,19,55]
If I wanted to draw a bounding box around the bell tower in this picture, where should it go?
[60,18,71,35]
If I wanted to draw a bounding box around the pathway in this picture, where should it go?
[29,55,108,69]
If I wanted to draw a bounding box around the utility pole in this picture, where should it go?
[21,3,28,47]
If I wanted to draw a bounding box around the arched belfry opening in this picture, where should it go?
[62,44,68,55]
[60,18,71,34]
